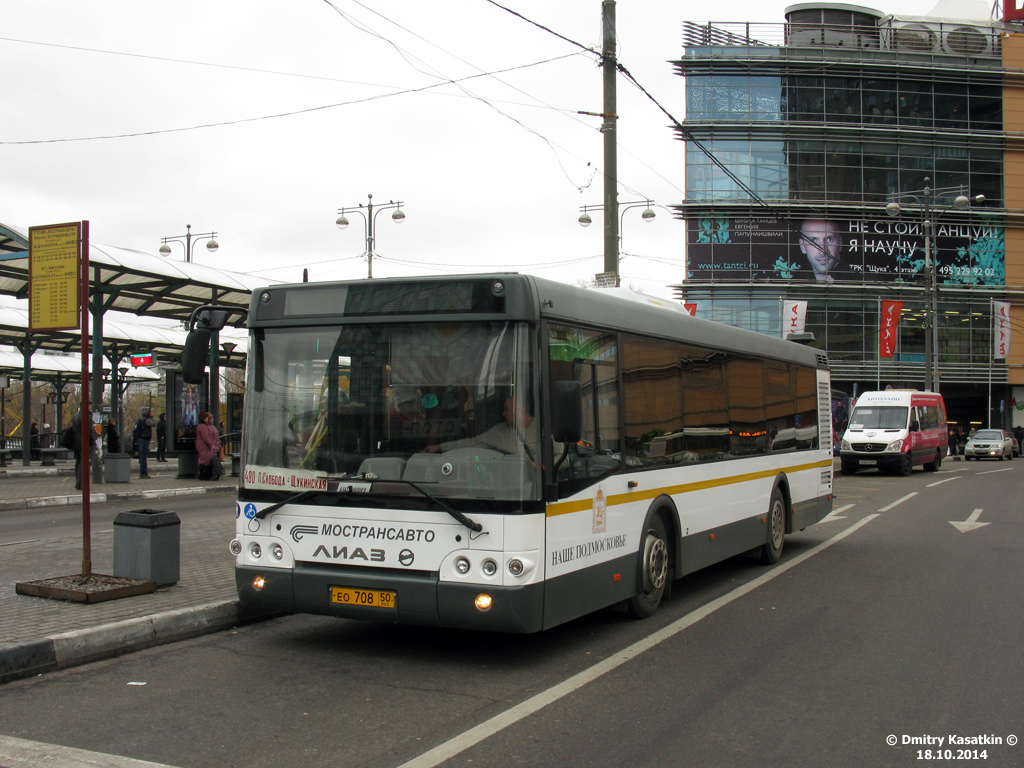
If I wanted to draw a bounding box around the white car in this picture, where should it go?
[964,429,1014,461]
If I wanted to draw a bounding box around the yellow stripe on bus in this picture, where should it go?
[545,459,832,517]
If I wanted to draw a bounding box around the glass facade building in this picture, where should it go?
[673,4,1024,429]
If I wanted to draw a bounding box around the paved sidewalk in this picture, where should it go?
[0,459,260,685]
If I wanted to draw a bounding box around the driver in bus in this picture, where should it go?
[426,396,538,463]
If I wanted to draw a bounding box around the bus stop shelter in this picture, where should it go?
[0,223,270,466]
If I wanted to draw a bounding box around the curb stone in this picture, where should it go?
[0,483,236,511]
[0,601,274,684]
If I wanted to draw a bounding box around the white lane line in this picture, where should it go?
[878,492,917,512]
[397,514,881,768]
[0,735,180,768]
[926,476,961,488]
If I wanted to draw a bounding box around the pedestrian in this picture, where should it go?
[1015,425,1023,448]
[195,411,222,481]
[132,406,156,478]
[41,422,52,449]
[106,418,120,454]
[948,424,958,456]
[71,411,83,490]
[156,412,167,462]
[30,421,40,460]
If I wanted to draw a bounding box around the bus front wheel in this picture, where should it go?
[627,514,669,619]
[897,453,913,476]
[760,488,786,564]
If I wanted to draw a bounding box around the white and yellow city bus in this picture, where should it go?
[185,274,832,632]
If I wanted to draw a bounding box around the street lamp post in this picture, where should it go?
[336,194,406,279]
[160,224,221,425]
[886,178,984,392]
[159,224,219,263]
[579,199,657,286]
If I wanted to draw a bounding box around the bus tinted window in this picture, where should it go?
[622,335,819,467]
[549,325,621,495]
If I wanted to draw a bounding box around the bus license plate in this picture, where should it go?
[330,586,396,609]
[860,459,876,466]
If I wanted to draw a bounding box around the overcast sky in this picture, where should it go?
[0,0,984,301]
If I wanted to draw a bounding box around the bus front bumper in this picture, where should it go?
[839,451,901,470]
[235,564,545,633]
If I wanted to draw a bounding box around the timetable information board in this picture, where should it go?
[29,222,81,331]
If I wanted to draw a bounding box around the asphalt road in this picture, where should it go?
[1,460,1021,768]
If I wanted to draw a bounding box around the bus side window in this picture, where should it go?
[549,325,620,495]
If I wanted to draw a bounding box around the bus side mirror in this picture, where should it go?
[182,327,212,384]
[551,381,583,444]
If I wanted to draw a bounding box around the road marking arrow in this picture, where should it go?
[818,503,854,524]
[950,508,990,533]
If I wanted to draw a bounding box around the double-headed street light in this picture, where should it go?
[159,224,219,262]
[885,178,985,392]
[336,194,406,279]
[578,199,657,287]
[160,224,222,425]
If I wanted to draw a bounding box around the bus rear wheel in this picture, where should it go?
[760,488,786,564]
[627,515,669,619]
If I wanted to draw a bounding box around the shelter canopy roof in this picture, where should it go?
[0,296,247,358]
[0,223,275,326]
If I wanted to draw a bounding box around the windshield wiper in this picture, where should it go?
[252,474,369,520]
[252,474,483,534]
[253,489,321,520]
[349,474,483,533]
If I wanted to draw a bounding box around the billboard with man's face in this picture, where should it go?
[687,215,1004,285]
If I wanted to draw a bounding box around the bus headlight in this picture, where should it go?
[840,439,851,452]
[270,543,284,560]
[250,542,262,559]
[887,440,904,452]
[481,559,498,577]
[252,575,266,591]
[455,556,471,574]
[229,539,242,556]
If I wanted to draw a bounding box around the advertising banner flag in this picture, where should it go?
[682,303,697,317]
[994,300,1011,359]
[879,300,903,358]
[783,300,807,335]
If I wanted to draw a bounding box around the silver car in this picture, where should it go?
[964,429,1014,461]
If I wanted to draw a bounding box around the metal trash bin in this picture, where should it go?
[104,453,131,483]
[113,509,180,587]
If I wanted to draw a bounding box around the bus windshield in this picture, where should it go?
[242,321,539,501]
[848,405,908,430]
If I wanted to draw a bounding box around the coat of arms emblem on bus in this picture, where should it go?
[593,486,607,534]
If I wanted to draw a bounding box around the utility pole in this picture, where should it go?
[601,0,619,286]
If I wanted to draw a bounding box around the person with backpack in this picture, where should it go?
[132,406,156,479]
